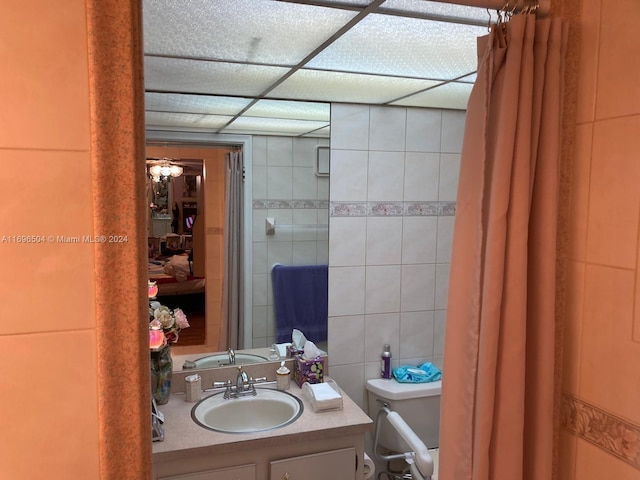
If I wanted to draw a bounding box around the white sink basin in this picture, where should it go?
[191,389,303,433]
[185,353,268,369]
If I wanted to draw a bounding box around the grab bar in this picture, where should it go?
[373,403,434,480]
[265,217,328,235]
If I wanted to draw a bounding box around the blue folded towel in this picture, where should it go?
[271,264,328,344]
[393,362,442,383]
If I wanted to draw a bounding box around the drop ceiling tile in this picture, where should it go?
[268,69,439,104]
[145,92,252,115]
[389,81,473,109]
[306,13,485,79]
[381,0,490,24]
[144,57,289,97]
[143,0,357,65]
[244,99,330,121]
[145,111,233,130]
[221,117,330,136]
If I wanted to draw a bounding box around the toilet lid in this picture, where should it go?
[366,378,441,400]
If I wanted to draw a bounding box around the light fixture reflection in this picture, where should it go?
[148,158,183,182]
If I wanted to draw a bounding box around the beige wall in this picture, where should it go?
[5,0,640,478]
[1,1,150,479]
[0,1,101,477]
[558,0,640,477]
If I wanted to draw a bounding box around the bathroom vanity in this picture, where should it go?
[152,380,373,480]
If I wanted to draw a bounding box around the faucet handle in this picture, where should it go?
[251,377,267,384]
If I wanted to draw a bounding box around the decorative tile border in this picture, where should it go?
[253,199,329,210]
[330,201,456,217]
[253,200,456,217]
[561,394,640,470]
[330,202,368,217]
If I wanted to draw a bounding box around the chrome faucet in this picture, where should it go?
[228,348,236,365]
[212,368,271,399]
[236,366,248,391]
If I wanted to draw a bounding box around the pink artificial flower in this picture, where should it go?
[173,308,190,329]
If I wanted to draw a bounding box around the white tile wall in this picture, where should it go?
[329,217,367,266]
[404,152,440,201]
[328,104,465,408]
[367,151,405,201]
[330,104,370,150]
[406,108,443,152]
[251,136,330,347]
[365,265,402,314]
[402,216,438,264]
[366,217,403,265]
[248,105,465,406]
[329,149,369,202]
[328,266,366,317]
[439,153,461,201]
[370,106,407,152]
[441,110,466,153]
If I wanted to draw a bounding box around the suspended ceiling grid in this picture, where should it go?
[143,0,491,138]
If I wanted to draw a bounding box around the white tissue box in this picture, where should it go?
[302,379,343,412]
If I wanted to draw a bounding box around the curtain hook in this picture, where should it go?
[497,1,509,24]
[508,0,519,17]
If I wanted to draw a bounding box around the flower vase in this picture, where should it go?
[150,345,173,405]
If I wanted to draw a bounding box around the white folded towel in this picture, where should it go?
[303,380,343,411]
[308,383,341,401]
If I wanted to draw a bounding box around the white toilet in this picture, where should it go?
[366,378,441,453]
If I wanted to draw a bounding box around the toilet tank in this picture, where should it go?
[366,378,441,451]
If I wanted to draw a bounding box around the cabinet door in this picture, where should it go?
[270,447,355,480]
[159,463,255,480]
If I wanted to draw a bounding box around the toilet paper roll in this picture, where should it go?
[363,452,375,479]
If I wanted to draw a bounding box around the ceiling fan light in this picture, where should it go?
[159,164,172,177]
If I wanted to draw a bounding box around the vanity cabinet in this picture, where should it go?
[270,447,355,480]
[152,382,372,480]
[159,464,255,480]
[154,446,360,480]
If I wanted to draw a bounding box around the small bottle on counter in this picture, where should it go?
[185,374,202,402]
[276,361,291,391]
[381,344,392,379]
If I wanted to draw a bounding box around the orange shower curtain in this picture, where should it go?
[439,14,567,480]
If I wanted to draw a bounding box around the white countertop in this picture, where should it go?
[152,379,373,462]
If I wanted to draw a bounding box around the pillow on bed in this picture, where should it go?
[164,254,190,282]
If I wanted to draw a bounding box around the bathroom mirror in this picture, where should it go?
[145,130,330,371]
[142,0,483,372]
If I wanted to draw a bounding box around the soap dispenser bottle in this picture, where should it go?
[381,344,392,379]
[276,361,290,391]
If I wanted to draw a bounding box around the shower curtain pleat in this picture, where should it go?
[439,14,567,480]
[220,150,244,350]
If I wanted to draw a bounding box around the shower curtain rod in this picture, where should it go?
[428,0,550,17]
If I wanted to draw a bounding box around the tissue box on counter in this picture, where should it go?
[293,355,324,387]
[287,344,304,358]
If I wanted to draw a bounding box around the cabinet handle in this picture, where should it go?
[283,473,291,480]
